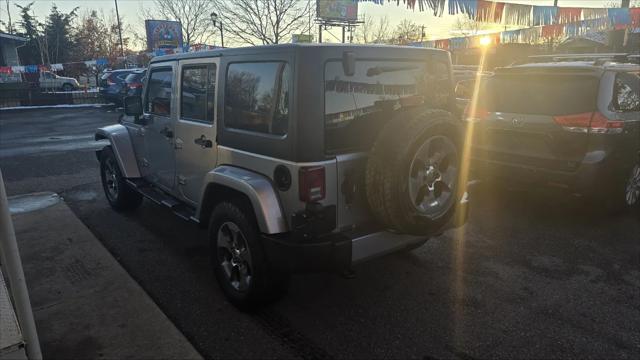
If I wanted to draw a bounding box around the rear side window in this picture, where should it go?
[613,72,640,112]
[181,64,216,123]
[224,62,290,136]
[145,68,173,116]
[481,75,599,116]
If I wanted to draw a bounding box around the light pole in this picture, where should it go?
[114,0,125,57]
[210,12,225,48]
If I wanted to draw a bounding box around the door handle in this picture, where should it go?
[194,135,213,148]
[160,127,174,139]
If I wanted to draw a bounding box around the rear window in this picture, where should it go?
[613,72,640,112]
[325,59,451,153]
[125,72,146,83]
[481,74,599,116]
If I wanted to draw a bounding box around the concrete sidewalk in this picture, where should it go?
[9,193,202,359]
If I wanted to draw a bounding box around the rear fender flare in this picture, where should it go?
[95,124,141,178]
[196,166,287,235]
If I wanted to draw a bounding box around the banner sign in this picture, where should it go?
[145,20,184,50]
[317,0,358,21]
[292,34,314,43]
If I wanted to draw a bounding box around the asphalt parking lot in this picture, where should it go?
[1,107,639,359]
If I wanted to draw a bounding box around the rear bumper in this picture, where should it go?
[262,195,470,274]
[470,154,621,193]
[262,230,426,273]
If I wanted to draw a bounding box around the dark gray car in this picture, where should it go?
[467,61,640,211]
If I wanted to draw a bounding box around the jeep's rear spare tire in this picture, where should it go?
[365,110,462,235]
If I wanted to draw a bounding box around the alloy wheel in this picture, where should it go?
[103,158,119,201]
[625,164,640,206]
[217,222,253,292]
[408,135,459,219]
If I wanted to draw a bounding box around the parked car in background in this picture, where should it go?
[466,60,640,211]
[453,65,494,115]
[96,44,469,308]
[99,69,141,105]
[39,71,79,91]
[120,69,147,99]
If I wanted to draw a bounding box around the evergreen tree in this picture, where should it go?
[44,4,77,64]
[14,2,44,64]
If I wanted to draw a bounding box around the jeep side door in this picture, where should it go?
[174,58,219,205]
[141,63,177,191]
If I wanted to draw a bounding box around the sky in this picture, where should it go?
[0,0,624,48]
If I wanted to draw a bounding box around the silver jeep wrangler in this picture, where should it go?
[96,44,469,308]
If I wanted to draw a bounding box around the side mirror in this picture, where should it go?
[342,51,356,77]
[124,96,143,118]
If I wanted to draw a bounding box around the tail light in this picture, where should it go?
[128,82,143,89]
[299,166,325,203]
[464,105,489,122]
[106,77,116,86]
[553,112,624,134]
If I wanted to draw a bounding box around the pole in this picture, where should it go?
[342,25,346,43]
[220,24,224,48]
[621,0,630,8]
[0,170,42,360]
[319,24,323,43]
[308,0,312,39]
[553,0,558,6]
[5,0,12,34]
[114,0,125,57]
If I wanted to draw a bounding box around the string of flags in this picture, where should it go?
[0,58,108,75]
[413,16,630,50]
[358,0,640,27]
[358,0,640,50]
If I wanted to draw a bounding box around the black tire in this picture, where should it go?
[99,146,143,211]
[62,83,74,92]
[365,109,463,235]
[209,200,289,310]
[603,162,640,214]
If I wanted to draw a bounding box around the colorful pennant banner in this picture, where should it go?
[359,0,639,27]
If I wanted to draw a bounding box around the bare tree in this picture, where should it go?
[143,0,215,47]
[451,16,490,37]
[356,13,392,44]
[391,19,422,45]
[211,0,312,46]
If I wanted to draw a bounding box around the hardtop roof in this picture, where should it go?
[150,43,447,64]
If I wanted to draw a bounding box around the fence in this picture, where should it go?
[0,83,106,108]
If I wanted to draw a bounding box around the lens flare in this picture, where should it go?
[479,36,492,47]
[452,43,490,345]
